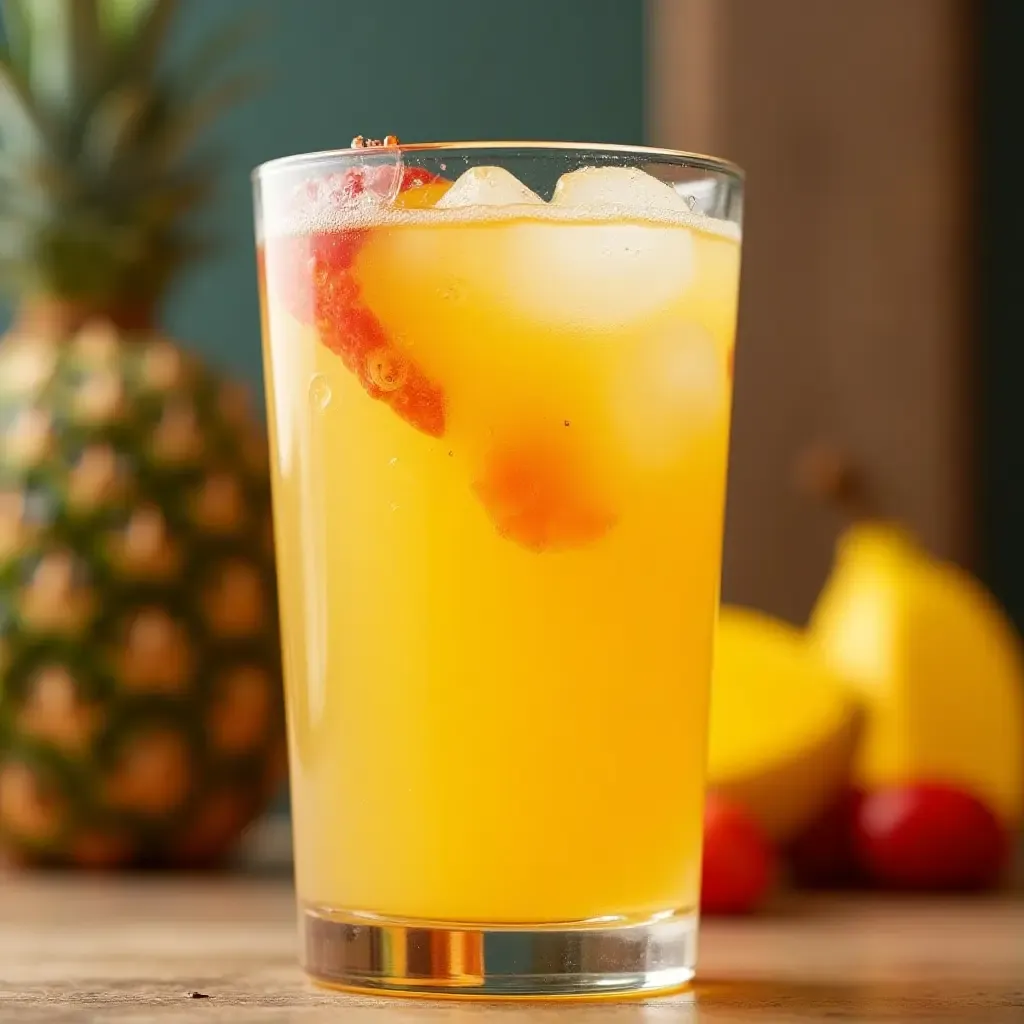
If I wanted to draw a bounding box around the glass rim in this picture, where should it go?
[252,140,744,184]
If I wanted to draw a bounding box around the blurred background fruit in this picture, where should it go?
[783,787,865,890]
[0,0,284,868]
[710,511,1022,896]
[700,794,775,915]
[708,606,860,843]
[854,782,1009,891]
[809,521,1024,829]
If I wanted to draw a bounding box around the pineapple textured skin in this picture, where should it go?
[0,321,285,867]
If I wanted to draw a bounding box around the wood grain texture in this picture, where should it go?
[648,0,974,624]
[0,877,1021,1022]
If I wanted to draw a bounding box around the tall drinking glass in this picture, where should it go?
[254,142,743,998]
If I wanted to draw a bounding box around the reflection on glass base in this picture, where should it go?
[301,903,697,999]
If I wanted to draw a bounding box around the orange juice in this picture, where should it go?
[257,153,742,992]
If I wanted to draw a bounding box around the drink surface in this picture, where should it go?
[259,164,740,924]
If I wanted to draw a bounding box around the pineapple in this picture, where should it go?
[0,0,284,867]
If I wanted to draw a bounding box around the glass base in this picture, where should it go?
[301,903,697,999]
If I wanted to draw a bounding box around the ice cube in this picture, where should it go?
[502,218,694,328]
[436,166,544,208]
[357,178,696,348]
[609,325,727,471]
[552,166,690,214]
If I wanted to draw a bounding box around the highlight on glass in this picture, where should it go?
[254,139,743,998]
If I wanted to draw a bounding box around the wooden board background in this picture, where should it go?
[649,0,974,624]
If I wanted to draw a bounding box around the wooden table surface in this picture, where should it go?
[0,876,1020,1023]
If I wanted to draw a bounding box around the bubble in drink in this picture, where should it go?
[439,278,466,302]
[308,374,332,410]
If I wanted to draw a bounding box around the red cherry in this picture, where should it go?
[784,787,866,889]
[854,782,1009,891]
[701,795,776,915]
[261,165,448,437]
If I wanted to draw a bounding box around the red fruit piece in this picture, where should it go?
[262,165,447,437]
[784,788,866,889]
[473,438,615,552]
[701,795,776,915]
[854,782,1009,891]
[266,229,363,326]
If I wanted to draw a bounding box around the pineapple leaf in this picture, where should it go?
[140,167,218,224]
[98,0,152,41]
[83,82,149,173]
[0,0,31,71]
[0,55,46,155]
[21,0,103,125]
[0,163,47,212]
[0,211,28,250]
[110,0,178,81]
[0,0,258,311]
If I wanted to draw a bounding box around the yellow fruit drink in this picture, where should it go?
[256,149,742,996]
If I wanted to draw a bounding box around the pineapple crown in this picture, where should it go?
[0,0,258,324]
